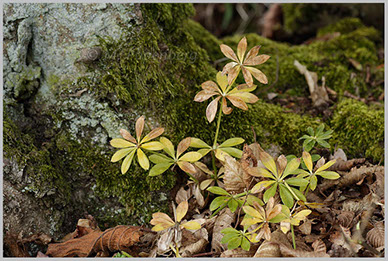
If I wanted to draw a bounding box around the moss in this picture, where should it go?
[221,18,383,98]
[317,17,365,36]
[330,99,384,162]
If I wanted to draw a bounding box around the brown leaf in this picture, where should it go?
[226,65,240,85]
[135,116,145,141]
[194,90,218,102]
[177,137,191,158]
[223,155,246,194]
[37,251,49,257]
[145,127,164,141]
[221,246,258,257]
[336,211,355,228]
[254,241,281,257]
[220,44,238,62]
[226,95,248,111]
[222,61,238,75]
[244,45,261,63]
[178,161,197,174]
[312,239,327,254]
[241,66,253,87]
[201,80,219,92]
[120,129,137,144]
[237,37,247,62]
[211,208,236,253]
[279,243,329,257]
[221,97,232,115]
[329,225,362,253]
[366,221,384,248]
[244,55,270,66]
[46,226,156,257]
[298,219,312,235]
[246,67,268,84]
[4,232,30,257]
[206,96,220,123]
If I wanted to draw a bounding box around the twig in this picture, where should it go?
[192,251,217,257]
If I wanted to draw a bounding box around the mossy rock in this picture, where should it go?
[330,99,384,162]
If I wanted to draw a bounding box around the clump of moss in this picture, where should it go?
[221,18,383,98]
[330,99,384,163]
[317,17,365,36]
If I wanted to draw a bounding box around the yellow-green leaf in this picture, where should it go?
[219,137,245,148]
[176,201,188,222]
[121,149,136,174]
[141,141,164,151]
[259,150,277,177]
[160,137,175,158]
[179,152,202,162]
[110,138,136,148]
[200,179,214,190]
[282,158,301,180]
[137,149,149,170]
[111,148,134,162]
[263,183,278,203]
[149,153,173,164]
[243,206,263,220]
[293,210,311,222]
[316,159,336,173]
[216,71,228,92]
[316,171,340,179]
[219,147,243,158]
[181,221,201,230]
[252,180,275,193]
[197,148,211,157]
[302,151,313,172]
[149,163,173,176]
[190,138,211,148]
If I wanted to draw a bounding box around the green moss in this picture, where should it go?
[330,99,384,162]
[317,17,365,36]
[221,19,383,98]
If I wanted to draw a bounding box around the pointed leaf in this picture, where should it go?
[279,184,294,208]
[241,66,254,87]
[281,158,301,179]
[197,148,211,156]
[229,92,259,104]
[207,186,230,196]
[303,139,315,152]
[179,152,202,162]
[137,148,149,170]
[285,177,309,187]
[310,175,317,190]
[316,159,336,173]
[201,80,219,92]
[177,161,197,174]
[259,150,277,177]
[141,141,164,151]
[149,162,173,176]
[135,116,145,142]
[244,45,261,62]
[149,153,173,164]
[219,147,243,158]
[227,237,242,250]
[220,44,238,62]
[226,95,248,110]
[316,139,330,148]
[219,138,245,148]
[210,196,228,211]
[177,137,191,158]
[228,199,239,213]
[302,151,313,172]
[316,171,340,179]
[252,180,275,193]
[307,127,314,136]
[141,127,164,143]
[160,137,175,158]
[241,237,251,251]
[181,221,201,230]
[194,90,218,102]
[111,148,134,162]
[110,138,136,148]
[120,129,137,143]
[121,149,136,174]
[244,54,270,66]
[189,138,211,148]
[289,186,306,202]
[245,66,268,84]
[237,36,247,62]
[216,71,228,92]
[200,179,214,190]
[176,201,188,222]
[263,183,278,203]
[206,96,220,123]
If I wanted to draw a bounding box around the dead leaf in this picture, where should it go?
[221,245,258,257]
[223,155,246,194]
[329,225,362,253]
[312,239,327,254]
[211,208,236,253]
[366,221,384,249]
[279,243,329,257]
[254,241,281,257]
[294,60,329,108]
[299,219,312,235]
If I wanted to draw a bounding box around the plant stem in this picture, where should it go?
[291,225,296,249]
[211,107,223,175]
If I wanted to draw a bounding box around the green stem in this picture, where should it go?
[213,108,223,148]
[212,151,217,175]
[291,225,296,249]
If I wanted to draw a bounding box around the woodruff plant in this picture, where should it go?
[109,37,340,254]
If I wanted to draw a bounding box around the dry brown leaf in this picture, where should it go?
[177,137,191,158]
[211,208,236,253]
[180,228,209,257]
[329,225,362,253]
[366,221,384,249]
[328,158,366,171]
[294,60,329,108]
[299,219,312,235]
[312,239,327,254]
[279,243,329,257]
[254,241,281,257]
[223,154,246,194]
[336,211,355,228]
[135,116,145,141]
[206,96,220,123]
[221,245,258,257]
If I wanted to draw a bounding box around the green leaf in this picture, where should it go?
[219,138,245,148]
[207,186,230,196]
[316,171,340,179]
[219,147,243,158]
[310,175,317,191]
[316,124,325,136]
[221,233,238,244]
[316,139,330,148]
[307,127,314,136]
[149,153,173,164]
[227,236,242,250]
[221,227,239,234]
[190,138,211,148]
[316,160,336,173]
[141,141,164,151]
[311,154,321,162]
[282,158,301,179]
[286,155,297,161]
[279,184,294,208]
[269,212,286,223]
[319,130,333,139]
[263,183,278,203]
[228,199,239,213]
[289,186,306,202]
[299,135,311,140]
[303,139,315,152]
[148,162,173,176]
[285,177,309,187]
[197,148,211,156]
[210,196,228,211]
[241,237,251,251]
[246,195,264,207]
